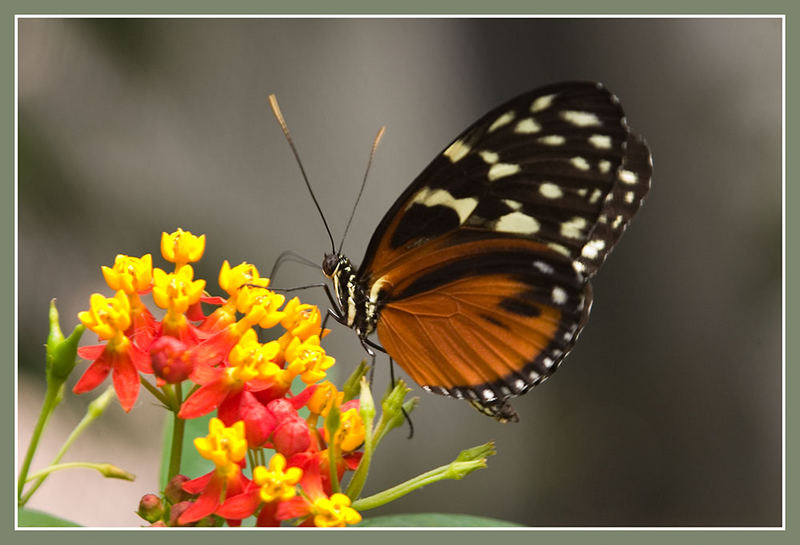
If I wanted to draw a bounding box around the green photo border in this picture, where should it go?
[5,2,791,545]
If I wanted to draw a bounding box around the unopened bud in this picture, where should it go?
[168,500,193,526]
[150,336,192,383]
[272,417,310,457]
[164,474,192,504]
[137,494,165,523]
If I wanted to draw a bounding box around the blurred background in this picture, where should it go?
[17,18,782,527]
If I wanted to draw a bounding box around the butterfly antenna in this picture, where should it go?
[337,126,386,254]
[268,94,336,254]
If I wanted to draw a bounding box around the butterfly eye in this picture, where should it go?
[321,253,339,278]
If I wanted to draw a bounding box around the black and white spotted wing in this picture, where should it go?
[324,81,652,421]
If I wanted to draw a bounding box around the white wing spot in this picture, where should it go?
[488,162,521,181]
[571,156,591,171]
[598,159,612,173]
[589,188,603,204]
[538,134,566,146]
[514,379,525,392]
[531,94,555,112]
[552,286,567,304]
[533,260,554,274]
[619,169,638,184]
[529,369,541,380]
[588,134,612,149]
[560,216,588,239]
[479,150,499,164]
[411,187,478,224]
[598,214,608,224]
[502,199,523,211]
[547,242,571,257]
[543,357,555,369]
[515,117,541,134]
[581,238,606,259]
[612,215,624,229]
[495,212,540,235]
[489,110,515,133]
[573,260,587,274]
[482,389,496,401]
[539,182,563,199]
[577,188,588,197]
[561,110,602,127]
[443,139,471,163]
[624,191,635,204]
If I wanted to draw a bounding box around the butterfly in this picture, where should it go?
[275,81,652,422]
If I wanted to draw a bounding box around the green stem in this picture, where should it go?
[25,461,135,482]
[19,386,116,506]
[17,381,62,503]
[345,378,375,499]
[141,377,171,408]
[166,383,185,483]
[351,457,488,512]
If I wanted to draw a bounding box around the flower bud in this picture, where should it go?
[137,494,165,523]
[272,417,310,457]
[168,500,193,526]
[240,391,277,448]
[266,398,297,422]
[164,474,192,504]
[150,336,192,383]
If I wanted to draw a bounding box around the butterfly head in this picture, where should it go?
[321,252,343,279]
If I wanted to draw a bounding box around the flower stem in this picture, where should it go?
[17,381,62,503]
[351,442,494,512]
[25,461,135,482]
[345,378,375,499]
[141,377,171,408]
[166,383,185,482]
[19,386,115,506]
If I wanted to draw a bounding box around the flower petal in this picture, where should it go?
[178,381,230,419]
[72,354,112,394]
[111,351,141,412]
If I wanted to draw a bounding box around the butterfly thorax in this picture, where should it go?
[322,253,380,337]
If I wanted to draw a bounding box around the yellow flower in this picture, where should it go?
[307,381,343,417]
[218,260,269,297]
[226,329,283,385]
[101,254,153,295]
[253,453,302,503]
[161,228,206,267]
[152,265,206,315]
[280,297,323,340]
[325,407,366,452]
[311,493,362,527]
[235,285,286,329]
[78,291,131,342]
[193,418,247,478]
[285,335,335,384]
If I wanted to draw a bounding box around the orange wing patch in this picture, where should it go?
[376,274,563,393]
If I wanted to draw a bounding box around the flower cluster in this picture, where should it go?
[74,229,366,527]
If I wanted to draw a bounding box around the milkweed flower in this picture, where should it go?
[161,228,205,268]
[276,458,361,527]
[73,291,150,411]
[216,453,302,526]
[178,418,250,525]
[64,229,475,529]
[101,253,158,349]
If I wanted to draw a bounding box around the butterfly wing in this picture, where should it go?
[356,81,652,419]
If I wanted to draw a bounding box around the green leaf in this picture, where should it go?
[356,513,522,527]
[18,507,81,527]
